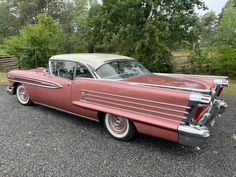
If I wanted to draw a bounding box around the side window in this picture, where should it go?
[50,60,76,80]
[75,63,93,79]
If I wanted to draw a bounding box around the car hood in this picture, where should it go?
[123,74,213,90]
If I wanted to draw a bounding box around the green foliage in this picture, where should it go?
[0,1,19,42]
[211,47,236,77]
[3,14,65,68]
[189,47,236,78]
[199,11,218,45]
[212,0,236,46]
[189,0,236,78]
[84,0,205,72]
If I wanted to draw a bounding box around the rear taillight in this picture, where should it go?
[194,106,209,122]
[217,87,223,96]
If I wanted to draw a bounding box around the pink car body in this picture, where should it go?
[6,54,228,146]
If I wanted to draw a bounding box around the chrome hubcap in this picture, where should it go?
[18,86,29,103]
[109,115,127,134]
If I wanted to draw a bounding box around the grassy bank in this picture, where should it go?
[0,72,8,86]
[223,80,236,95]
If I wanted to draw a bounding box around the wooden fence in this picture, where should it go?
[0,55,18,71]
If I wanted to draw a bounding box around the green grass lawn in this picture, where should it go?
[0,48,7,55]
[223,80,236,95]
[0,72,8,86]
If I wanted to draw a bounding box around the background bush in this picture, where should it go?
[3,14,65,68]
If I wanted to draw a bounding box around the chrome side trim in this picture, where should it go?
[214,79,229,87]
[81,89,190,109]
[8,76,62,89]
[34,102,99,122]
[120,81,212,94]
[155,73,228,79]
[78,100,183,124]
[189,92,212,104]
[84,97,187,120]
[86,92,189,114]
[178,124,210,147]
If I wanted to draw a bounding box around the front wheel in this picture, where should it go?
[16,84,33,106]
[104,113,136,141]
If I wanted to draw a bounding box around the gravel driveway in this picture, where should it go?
[0,86,235,177]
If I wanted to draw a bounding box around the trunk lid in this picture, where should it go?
[123,74,213,91]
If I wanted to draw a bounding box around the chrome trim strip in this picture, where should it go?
[8,76,62,89]
[78,100,182,124]
[214,79,229,87]
[120,81,212,94]
[81,89,190,109]
[34,102,99,122]
[189,92,212,104]
[84,97,187,120]
[86,92,189,114]
[155,73,228,79]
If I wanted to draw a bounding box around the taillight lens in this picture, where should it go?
[217,87,223,96]
[194,106,209,122]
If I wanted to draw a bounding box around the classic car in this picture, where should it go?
[6,53,229,147]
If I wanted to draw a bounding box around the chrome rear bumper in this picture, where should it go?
[178,99,228,147]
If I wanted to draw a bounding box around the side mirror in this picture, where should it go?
[43,68,49,76]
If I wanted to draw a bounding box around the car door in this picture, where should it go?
[36,60,76,111]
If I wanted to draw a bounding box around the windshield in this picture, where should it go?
[95,60,150,79]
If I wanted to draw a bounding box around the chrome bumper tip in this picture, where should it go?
[218,100,228,115]
[6,86,14,95]
[199,99,228,126]
[178,124,210,147]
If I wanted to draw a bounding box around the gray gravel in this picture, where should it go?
[0,86,236,177]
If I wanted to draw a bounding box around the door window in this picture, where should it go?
[50,61,76,80]
[75,63,93,79]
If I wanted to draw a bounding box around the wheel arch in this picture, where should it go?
[97,111,106,123]
[97,111,137,131]
[12,82,21,95]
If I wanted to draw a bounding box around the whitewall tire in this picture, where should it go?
[16,84,33,106]
[104,113,136,141]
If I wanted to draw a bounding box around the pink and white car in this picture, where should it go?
[6,53,228,146]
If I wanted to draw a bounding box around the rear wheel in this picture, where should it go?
[16,84,33,106]
[103,113,136,141]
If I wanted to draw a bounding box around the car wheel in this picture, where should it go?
[104,113,136,141]
[16,84,33,105]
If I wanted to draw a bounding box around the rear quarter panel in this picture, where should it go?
[71,79,191,142]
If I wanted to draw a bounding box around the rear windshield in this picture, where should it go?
[95,60,150,79]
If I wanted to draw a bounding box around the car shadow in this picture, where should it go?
[33,103,205,155]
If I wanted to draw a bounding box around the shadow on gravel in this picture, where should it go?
[34,103,200,155]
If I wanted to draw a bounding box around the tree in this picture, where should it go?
[199,11,218,45]
[85,0,205,72]
[214,0,236,46]
[3,14,65,68]
[0,0,19,42]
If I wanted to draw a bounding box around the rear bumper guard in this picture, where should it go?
[199,100,228,126]
[178,99,228,147]
[178,125,210,147]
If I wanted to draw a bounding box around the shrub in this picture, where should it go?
[3,14,66,68]
[190,47,236,78]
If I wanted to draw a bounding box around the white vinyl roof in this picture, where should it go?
[50,53,135,69]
